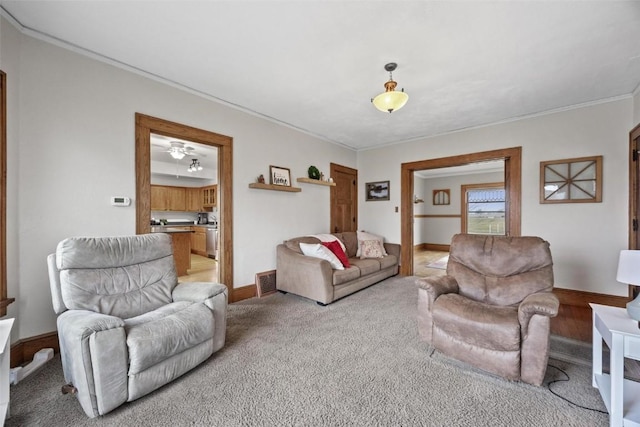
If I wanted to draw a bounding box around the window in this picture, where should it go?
[461,183,505,235]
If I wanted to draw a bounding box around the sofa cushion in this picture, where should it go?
[433,293,520,352]
[333,266,361,285]
[379,254,398,270]
[356,231,388,257]
[360,239,385,259]
[125,302,215,375]
[331,232,357,258]
[349,258,381,276]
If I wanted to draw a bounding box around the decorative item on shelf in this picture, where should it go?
[540,155,602,203]
[308,165,320,180]
[413,195,424,204]
[371,62,409,113]
[616,250,640,328]
[432,189,450,205]
[257,174,265,184]
[365,181,390,201]
[270,165,292,187]
[320,172,325,181]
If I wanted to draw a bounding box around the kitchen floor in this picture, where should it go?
[179,254,218,283]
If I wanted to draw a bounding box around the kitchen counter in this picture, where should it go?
[150,228,191,276]
[150,226,194,233]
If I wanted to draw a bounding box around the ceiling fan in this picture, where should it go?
[157,141,207,160]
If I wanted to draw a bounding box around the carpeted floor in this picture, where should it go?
[6,276,608,426]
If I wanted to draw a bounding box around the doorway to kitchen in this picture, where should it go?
[135,113,234,296]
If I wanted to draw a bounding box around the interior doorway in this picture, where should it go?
[400,147,522,276]
[135,113,234,295]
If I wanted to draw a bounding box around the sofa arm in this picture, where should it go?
[384,242,401,259]
[276,244,334,304]
[416,275,459,343]
[57,310,127,418]
[416,275,459,302]
[518,292,559,334]
[173,282,228,352]
[173,282,227,303]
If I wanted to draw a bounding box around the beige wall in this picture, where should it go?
[358,99,633,296]
[2,19,356,339]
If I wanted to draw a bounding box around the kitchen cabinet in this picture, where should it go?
[186,187,203,212]
[150,185,186,211]
[202,185,217,209]
[191,226,207,256]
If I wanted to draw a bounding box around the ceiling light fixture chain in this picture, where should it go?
[371,62,409,114]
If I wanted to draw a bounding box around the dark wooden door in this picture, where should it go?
[330,163,357,233]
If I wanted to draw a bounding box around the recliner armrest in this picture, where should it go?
[172,282,227,303]
[416,275,459,301]
[58,309,125,335]
[517,292,559,332]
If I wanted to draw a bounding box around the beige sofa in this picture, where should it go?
[276,232,400,305]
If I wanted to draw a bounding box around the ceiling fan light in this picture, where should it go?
[170,150,185,160]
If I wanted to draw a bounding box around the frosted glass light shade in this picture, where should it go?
[372,90,409,113]
[616,250,640,322]
[169,150,185,160]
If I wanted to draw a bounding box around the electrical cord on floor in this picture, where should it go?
[546,364,608,414]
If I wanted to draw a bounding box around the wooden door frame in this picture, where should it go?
[0,71,13,316]
[400,146,522,276]
[627,123,640,299]
[135,113,234,294]
[330,163,358,233]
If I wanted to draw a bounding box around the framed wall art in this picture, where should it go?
[432,189,450,205]
[270,165,292,187]
[365,181,390,201]
[540,155,602,203]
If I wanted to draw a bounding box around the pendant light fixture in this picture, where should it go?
[371,62,409,113]
[187,159,203,172]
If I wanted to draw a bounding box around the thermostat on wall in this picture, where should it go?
[111,196,131,207]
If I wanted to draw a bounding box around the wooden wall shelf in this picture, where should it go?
[248,183,301,192]
[296,177,336,187]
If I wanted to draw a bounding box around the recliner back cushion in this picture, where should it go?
[447,234,553,306]
[56,234,178,319]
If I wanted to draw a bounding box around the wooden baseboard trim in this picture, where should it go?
[553,288,628,308]
[414,243,450,252]
[231,284,256,303]
[10,331,59,368]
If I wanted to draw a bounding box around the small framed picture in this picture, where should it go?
[270,165,291,187]
[365,181,390,201]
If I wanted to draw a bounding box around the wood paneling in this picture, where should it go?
[551,288,630,342]
[232,285,256,303]
[0,71,12,317]
[10,331,59,369]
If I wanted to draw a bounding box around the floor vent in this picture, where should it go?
[255,270,277,297]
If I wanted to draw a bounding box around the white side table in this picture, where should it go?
[0,318,13,425]
[591,303,640,427]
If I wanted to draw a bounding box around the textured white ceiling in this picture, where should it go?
[2,1,640,150]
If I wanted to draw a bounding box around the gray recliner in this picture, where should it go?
[47,233,227,418]
[416,234,559,386]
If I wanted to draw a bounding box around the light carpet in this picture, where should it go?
[7,276,608,426]
[425,255,449,270]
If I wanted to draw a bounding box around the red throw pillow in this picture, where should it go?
[322,240,350,268]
